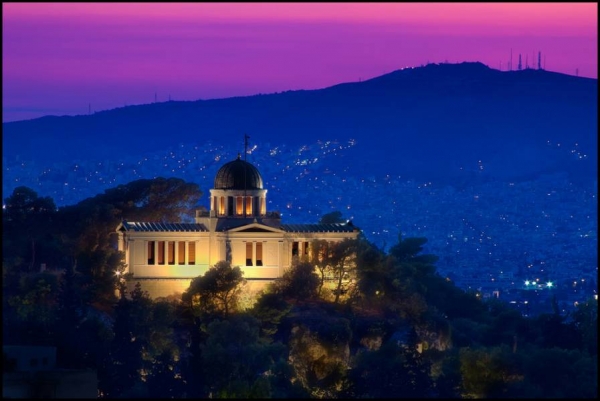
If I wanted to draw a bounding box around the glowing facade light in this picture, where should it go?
[525,280,530,286]
[546,282,553,288]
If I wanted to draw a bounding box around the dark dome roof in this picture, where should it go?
[214,155,263,190]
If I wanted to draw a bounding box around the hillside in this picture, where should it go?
[3,62,597,184]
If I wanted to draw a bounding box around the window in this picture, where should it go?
[256,242,263,266]
[304,241,309,256]
[157,241,165,265]
[219,196,225,215]
[246,242,253,266]
[30,358,38,368]
[245,196,253,215]
[167,241,175,265]
[178,242,186,265]
[260,197,266,215]
[237,197,244,215]
[188,242,196,264]
[148,241,155,264]
[292,242,299,257]
[228,197,234,216]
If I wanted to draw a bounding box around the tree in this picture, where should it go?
[287,308,353,398]
[343,339,434,398]
[272,260,320,301]
[144,300,184,398]
[571,299,598,355]
[101,283,153,397]
[354,238,387,303]
[459,345,523,398]
[199,315,288,398]
[4,272,59,344]
[182,261,246,318]
[309,239,333,296]
[380,235,442,322]
[329,239,358,304]
[3,186,57,272]
[308,238,358,303]
[319,211,345,224]
[250,291,293,340]
[520,345,597,398]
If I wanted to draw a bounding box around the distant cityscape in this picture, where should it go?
[3,138,597,315]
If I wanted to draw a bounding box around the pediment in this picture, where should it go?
[227,222,285,233]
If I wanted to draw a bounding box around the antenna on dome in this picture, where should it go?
[244,134,249,162]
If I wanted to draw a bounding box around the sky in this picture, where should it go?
[2,2,597,123]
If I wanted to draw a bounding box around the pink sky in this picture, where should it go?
[2,2,597,122]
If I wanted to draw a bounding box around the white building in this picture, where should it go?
[116,154,360,298]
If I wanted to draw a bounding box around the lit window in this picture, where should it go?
[148,241,155,264]
[178,242,186,265]
[188,242,196,265]
[260,197,266,215]
[256,242,263,266]
[219,197,225,215]
[157,241,165,265]
[245,196,253,215]
[246,242,253,266]
[168,241,175,265]
[237,197,244,215]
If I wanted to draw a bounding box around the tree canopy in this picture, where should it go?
[182,261,246,318]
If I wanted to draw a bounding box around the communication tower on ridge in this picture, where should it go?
[538,52,541,70]
[518,54,522,71]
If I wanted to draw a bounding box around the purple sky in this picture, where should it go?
[2,3,597,122]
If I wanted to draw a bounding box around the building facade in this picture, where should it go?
[116,155,360,298]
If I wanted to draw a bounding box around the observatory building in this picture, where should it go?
[116,154,360,298]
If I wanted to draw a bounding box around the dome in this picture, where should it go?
[214,155,263,190]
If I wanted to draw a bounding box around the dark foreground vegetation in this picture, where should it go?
[3,180,597,398]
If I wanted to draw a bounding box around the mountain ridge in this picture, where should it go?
[3,62,597,185]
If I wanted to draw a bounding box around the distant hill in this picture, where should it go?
[3,62,597,183]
